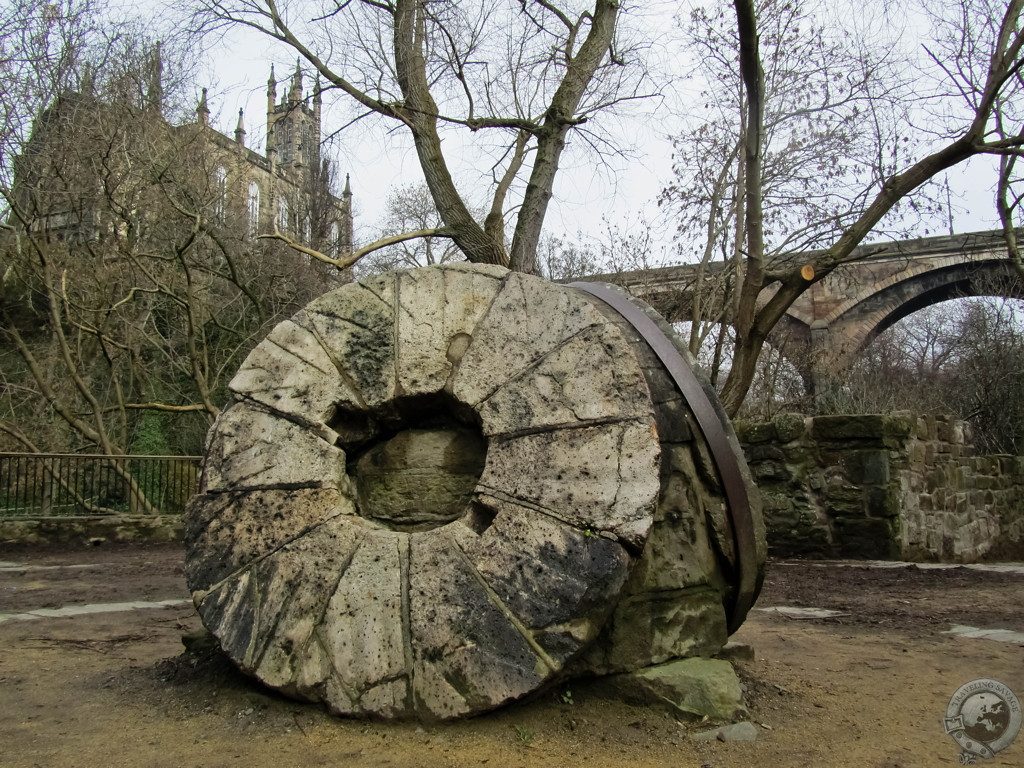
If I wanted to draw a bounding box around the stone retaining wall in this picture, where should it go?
[736,413,1024,562]
[0,514,183,547]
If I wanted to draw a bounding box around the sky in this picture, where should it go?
[169,0,1005,266]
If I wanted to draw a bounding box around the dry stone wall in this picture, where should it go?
[736,413,1024,562]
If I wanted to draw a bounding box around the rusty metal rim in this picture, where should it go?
[569,281,758,634]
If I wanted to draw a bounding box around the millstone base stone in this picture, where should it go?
[691,720,760,742]
[600,657,748,722]
[716,641,756,662]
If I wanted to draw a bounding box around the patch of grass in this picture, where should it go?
[511,724,534,745]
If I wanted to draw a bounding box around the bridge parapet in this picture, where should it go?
[574,229,1022,386]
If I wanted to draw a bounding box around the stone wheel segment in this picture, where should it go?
[185,264,662,720]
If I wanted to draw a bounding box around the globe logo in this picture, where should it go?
[961,692,1011,743]
[944,679,1022,762]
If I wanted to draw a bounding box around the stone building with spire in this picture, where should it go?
[194,60,354,260]
[10,50,353,262]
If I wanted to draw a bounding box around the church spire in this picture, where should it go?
[147,41,164,113]
[197,87,210,127]
[266,64,277,155]
[267,64,277,107]
[288,58,302,103]
[81,63,95,96]
[234,108,246,146]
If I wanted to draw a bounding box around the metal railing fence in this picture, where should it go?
[0,453,202,518]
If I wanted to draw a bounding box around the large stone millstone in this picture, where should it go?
[184,264,764,721]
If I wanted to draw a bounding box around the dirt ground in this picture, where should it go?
[1,545,1022,768]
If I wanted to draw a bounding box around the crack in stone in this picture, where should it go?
[265,334,336,377]
[229,395,340,446]
[610,425,627,515]
[242,569,263,667]
[485,414,641,441]
[473,486,626,546]
[250,571,299,672]
[194,508,353,604]
[206,479,325,495]
[471,320,615,406]
[355,671,409,709]
[442,270,512,392]
[209,454,283,488]
[446,531,559,676]
[360,279,394,308]
[397,533,415,714]
[390,272,404,397]
[312,624,359,709]
[293,318,369,411]
[184,492,235,544]
[298,536,365,696]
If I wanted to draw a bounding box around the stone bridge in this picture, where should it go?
[577,229,1024,387]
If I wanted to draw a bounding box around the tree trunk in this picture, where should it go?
[393,0,507,265]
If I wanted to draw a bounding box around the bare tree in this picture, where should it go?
[0,0,97,205]
[538,217,669,281]
[0,32,334,511]
[189,0,652,274]
[358,183,466,275]
[707,0,1024,415]
[661,0,919,371]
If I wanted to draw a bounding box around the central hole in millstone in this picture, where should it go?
[350,420,487,533]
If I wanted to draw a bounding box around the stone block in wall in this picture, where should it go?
[735,421,777,444]
[915,417,931,440]
[810,414,886,441]
[833,517,899,559]
[822,481,864,517]
[745,444,787,463]
[841,449,890,486]
[810,414,913,443]
[866,486,900,518]
[752,460,788,481]
[772,413,806,443]
[782,443,814,465]
[766,515,832,557]
[909,441,927,465]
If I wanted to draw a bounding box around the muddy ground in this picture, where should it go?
[1,545,1021,768]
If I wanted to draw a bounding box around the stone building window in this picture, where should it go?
[330,221,339,257]
[247,182,260,235]
[213,166,227,223]
[277,196,289,232]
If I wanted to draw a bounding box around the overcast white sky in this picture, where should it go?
[172,1,1003,265]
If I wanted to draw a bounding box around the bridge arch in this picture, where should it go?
[819,259,1023,371]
